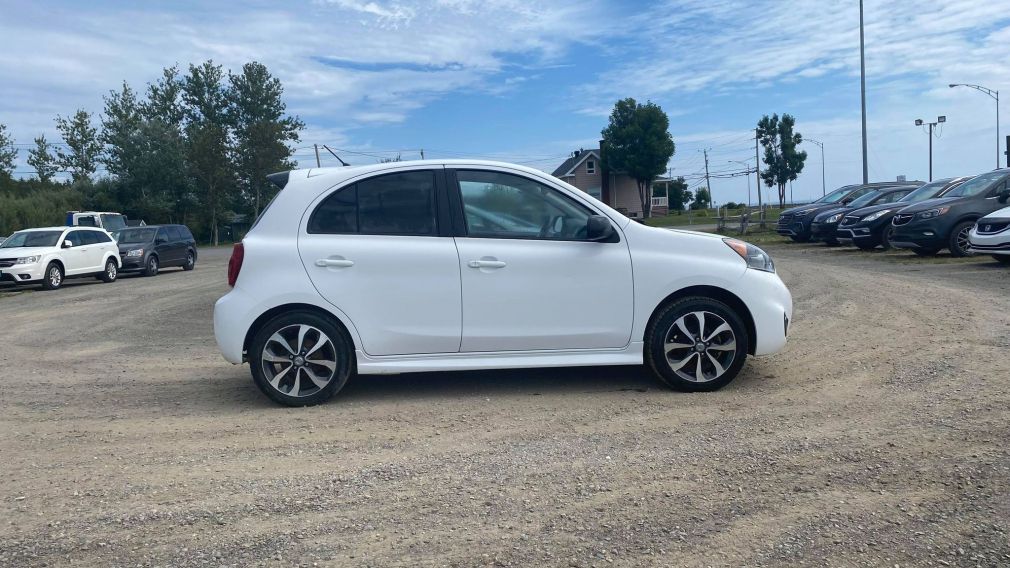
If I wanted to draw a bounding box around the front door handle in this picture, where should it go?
[468,259,506,269]
[315,258,354,268]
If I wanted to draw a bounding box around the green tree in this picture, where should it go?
[666,176,690,212]
[757,113,807,209]
[182,60,234,245]
[227,61,304,217]
[143,66,195,222]
[0,123,17,180]
[691,187,711,210]
[27,135,59,183]
[55,109,101,183]
[600,98,675,218]
[143,66,186,125]
[100,82,143,179]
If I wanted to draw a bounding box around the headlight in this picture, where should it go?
[724,238,775,273]
[917,206,950,220]
[126,248,144,257]
[825,213,844,223]
[861,209,891,222]
[15,255,41,265]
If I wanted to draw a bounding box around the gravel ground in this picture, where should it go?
[1,242,1009,567]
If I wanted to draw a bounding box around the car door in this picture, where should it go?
[450,168,634,352]
[63,230,95,274]
[297,167,463,356]
[154,227,177,264]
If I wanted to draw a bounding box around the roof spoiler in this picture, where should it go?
[266,171,290,190]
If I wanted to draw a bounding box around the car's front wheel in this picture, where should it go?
[948,221,976,258]
[249,311,353,406]
[880,226,896,251]
[41,262,63,291]
[645,297,749,392]
[99,258,118,282]
[144,255,159,277]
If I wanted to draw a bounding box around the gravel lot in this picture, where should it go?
[2,242,1009,567]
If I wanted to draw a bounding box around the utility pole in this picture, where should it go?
[808,138,826,196]
[314,144,321,168]
[914,116,946,181]
[755,128,763,218]
[859,0,869,184]
[728,160,752,207]
[703,149,713,212]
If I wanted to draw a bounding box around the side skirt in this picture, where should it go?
[356,342,645,375]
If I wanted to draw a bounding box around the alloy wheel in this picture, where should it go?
[260,324,338,397]
[663,311,737,383]
[955,226,974,256]
[49,266,62,287]
[107,262,117,280]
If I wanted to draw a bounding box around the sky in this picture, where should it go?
[2,0,1010,205]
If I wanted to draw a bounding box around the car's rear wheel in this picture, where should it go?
[41,262,63,291]
[99,258,118,282]
[249,311,353,406]
[992,255,1010,265]
[183,251,196,271]
[948,221,976,258]
[144,255,159,276]
[645,297,749,392]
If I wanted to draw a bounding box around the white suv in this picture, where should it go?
[214,161,792,406]
[0,226,121,290]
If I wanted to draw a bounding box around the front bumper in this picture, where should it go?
[0,262,46,284]
[968,228,1010,254]
[736,268,793,356]
[810,221,841,241]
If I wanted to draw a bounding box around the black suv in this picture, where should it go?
[776,182,920,242]
[809,185,917,245]
[837,177,968,250]
[890,170,1010,257]
[113,224,198,275]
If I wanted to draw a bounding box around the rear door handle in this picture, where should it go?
[468,259,506,269]
[315,258,354,268]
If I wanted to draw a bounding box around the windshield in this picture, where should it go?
[900,180,952,202]
[101,214,127,231]
[945,171,1006,198]
[847,190,883,208]
[814,186,857,204]
[1,230,64,248]
[114,228,157,244]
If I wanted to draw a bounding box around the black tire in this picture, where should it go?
[948,221,976,258]
[992,255,1010,265]
[249,310,353,406]
[183,250,196,271]
[144,255,159,277]
[912,248,939,257]
[880,226,896,251]
[790,233,811,243]
[645,296,749,392]
[41,262,63,291]
[99,258,118,283]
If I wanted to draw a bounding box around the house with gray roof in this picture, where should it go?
[551,145,669,218]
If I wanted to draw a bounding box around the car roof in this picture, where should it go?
[17,226,72,232]
[283,159,571,186]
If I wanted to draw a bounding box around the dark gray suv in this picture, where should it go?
[113,224,198,276]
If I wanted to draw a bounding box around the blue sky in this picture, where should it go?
[3,0,1010,205]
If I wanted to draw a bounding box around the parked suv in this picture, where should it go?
[809,185,916,245]
[891,169,1010,257]
[214,161,793,406]
[776,182,917,242]
[967,189,1010,263]
[0,226,120,290]
[837,177,968,250]
[113,224,197,276]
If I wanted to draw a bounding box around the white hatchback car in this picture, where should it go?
[214,161,792,406]
[0,226,121,290]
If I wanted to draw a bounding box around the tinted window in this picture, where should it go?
[457,170,593,240]
[178,226,194,240]
[156,227,170,241]
[167,227,185,241]
[70,231,93,246]
[101,214,127,231]
[945,172,1006,197]
[308,171,437,236]
[93,231,112,243]
[116,228,157,243]
[76,216,98,227]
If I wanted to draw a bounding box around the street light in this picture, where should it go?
[728,160,753,207]
[949,83,1000,169]
[914,115,947,181]
[807,138,826,196]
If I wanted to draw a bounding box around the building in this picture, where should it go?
[551,144,670,217]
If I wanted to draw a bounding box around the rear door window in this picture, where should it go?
[308,171,438,236]
[167,227,185,241]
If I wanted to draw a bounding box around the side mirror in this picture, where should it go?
[62,239,73,248]
[999,189,1010,204]
[586,215,616,242]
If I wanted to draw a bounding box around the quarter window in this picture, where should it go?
[309,171,437,236]
[457,170,594,240]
